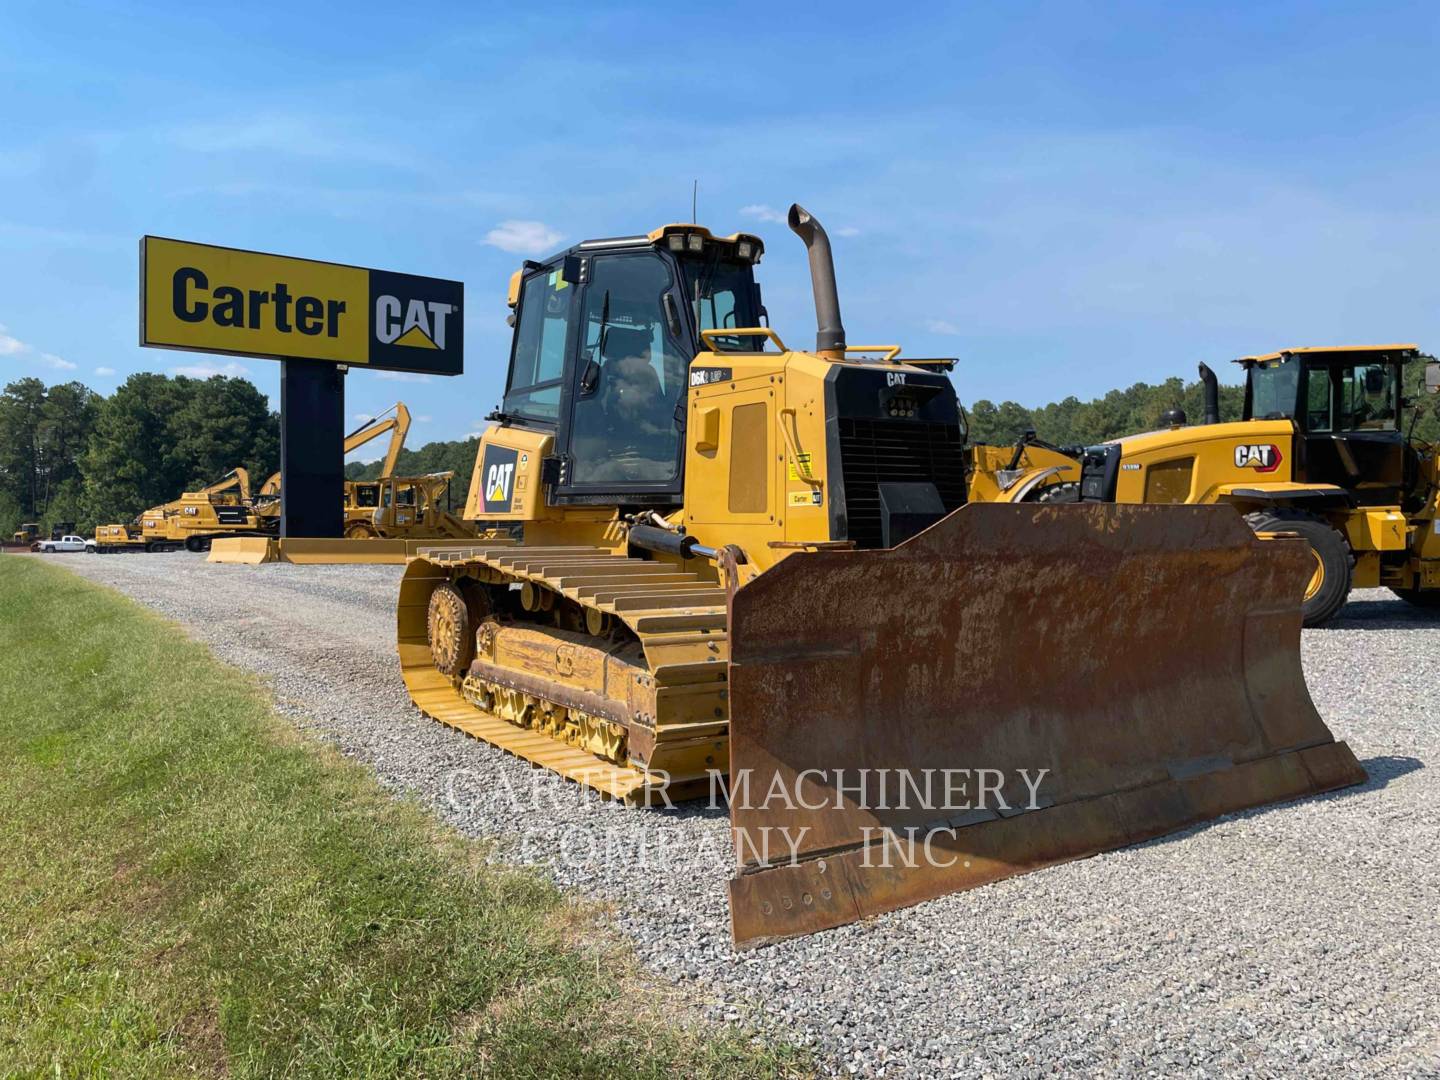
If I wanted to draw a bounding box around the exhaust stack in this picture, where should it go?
[787,204,847,356]
[1198,362,1220,424]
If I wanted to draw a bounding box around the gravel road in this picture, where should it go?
[40,550,1440,1077]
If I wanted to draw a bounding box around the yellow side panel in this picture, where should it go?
[1343,509,1407,552]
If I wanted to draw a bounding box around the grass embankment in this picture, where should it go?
[0,558,805,1078]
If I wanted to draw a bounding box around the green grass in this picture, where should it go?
[0,558,807,1079]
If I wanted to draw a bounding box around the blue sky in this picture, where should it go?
[4,1,1440,457]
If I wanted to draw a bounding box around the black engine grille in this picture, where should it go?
[836,419,968,549]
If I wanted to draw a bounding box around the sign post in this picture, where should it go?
[138,237,463,537]
[280,360,346,537]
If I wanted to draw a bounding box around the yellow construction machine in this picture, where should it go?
[396,205,1364,947]
[8,522,41,548]
[255,404,412,526]
[1035,347,1440,625]
[344,471,474,540]
[89,523,149,553]
[135,467,277,551]
[337,404,475,539]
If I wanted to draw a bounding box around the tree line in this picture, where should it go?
[965,363,1440,447]
[0,374,277,537]
[7,361,1439,539]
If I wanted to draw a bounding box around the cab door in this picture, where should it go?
[552,251,692,504]
[1298,359,1404,505]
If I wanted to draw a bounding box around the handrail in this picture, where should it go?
[843,344,903,363]
[699,327,788,353]
[779,408,822,487]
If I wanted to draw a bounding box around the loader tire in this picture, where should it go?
[1033,481,1080,503]
[1245,509,1352,627]
[346,523,378,540]
[1389,587,1440,610]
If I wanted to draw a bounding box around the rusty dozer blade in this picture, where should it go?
[726,503,1365,947]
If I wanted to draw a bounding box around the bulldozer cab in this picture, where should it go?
[1241,345,1414,506]
[497,227,764,505]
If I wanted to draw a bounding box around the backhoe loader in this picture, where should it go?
[396,205,1364,946]
[1040,347,1440,625]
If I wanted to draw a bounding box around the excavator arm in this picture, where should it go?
[344,403,411,478]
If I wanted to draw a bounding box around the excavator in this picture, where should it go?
[395,204,1365,947]
[254,403,410,526]
[249,403,471,540]
[132,468,276,551]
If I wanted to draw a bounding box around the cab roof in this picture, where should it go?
[507,223,765,306]
[1237,344,1419,365]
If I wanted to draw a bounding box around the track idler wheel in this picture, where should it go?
[427,581,490,678]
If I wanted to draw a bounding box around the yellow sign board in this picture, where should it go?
[139,236,463,375]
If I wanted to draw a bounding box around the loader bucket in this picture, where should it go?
[726,503,1364,947]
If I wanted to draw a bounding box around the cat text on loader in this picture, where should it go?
[396,205,1364,947]
[1067,347,1440,625]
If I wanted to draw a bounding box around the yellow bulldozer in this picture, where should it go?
[1021,346,1440,625]
[395,205,1364,947]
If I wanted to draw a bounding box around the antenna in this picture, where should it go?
[692,179,698,224]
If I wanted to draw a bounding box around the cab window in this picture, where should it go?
[568,254,688,486]
[504,270,573,422]
[1339,362,1399,431]
[1248,356,1300,420]
[1303,367,1333,432]
[679,256,761,352]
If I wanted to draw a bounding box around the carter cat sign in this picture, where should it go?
[139,236,463,375]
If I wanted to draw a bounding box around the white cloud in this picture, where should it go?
[739,204,787,224]
[352,412,374,423]
[484,220,565,254]
[0,324,77,371]
[925,319,964,336]
[94,366,116,376]
[415,414,432,423]
[375,370,433,383]
[170,360,249,378]
[833,225,861,238]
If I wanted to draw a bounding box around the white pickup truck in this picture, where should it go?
[36,534,87,553]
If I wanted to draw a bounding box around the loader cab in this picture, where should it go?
[1241,346,1415,506]
[498,226,764,507]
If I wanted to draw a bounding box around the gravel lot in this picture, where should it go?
[37,550,1440,1077]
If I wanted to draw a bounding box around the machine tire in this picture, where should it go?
[1244,509,1352,627]
[1389,587,1440,610]
[345,523,378,540]
[1032,481,1081,503]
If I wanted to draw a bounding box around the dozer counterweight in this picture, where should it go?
[396,204,1364,946]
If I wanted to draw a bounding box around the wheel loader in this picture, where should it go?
[1029,347,1440,626]
[396,204,1365,946]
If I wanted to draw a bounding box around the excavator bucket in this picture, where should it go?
[726,503,1365,947]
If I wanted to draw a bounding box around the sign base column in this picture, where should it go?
[280,360,345,538]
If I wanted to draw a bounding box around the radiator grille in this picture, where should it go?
[837,419,968,548]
